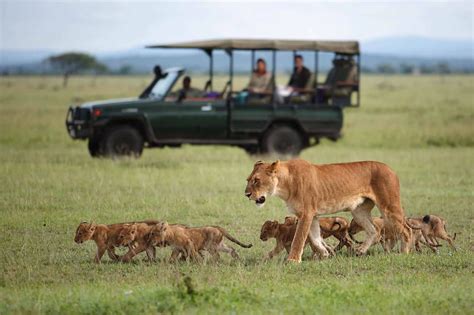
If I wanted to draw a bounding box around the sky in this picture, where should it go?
[1,0,473,53]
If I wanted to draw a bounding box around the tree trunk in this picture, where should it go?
[63,72,69,88]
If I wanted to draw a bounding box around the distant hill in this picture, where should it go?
[363,36,473,59]
[1,36,473,74]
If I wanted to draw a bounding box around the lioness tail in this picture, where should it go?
[214,227,253,248]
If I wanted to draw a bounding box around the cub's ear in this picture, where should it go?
[266,160,280,175]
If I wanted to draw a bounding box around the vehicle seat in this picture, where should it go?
[246,75,274,105]
[287,73,315,104]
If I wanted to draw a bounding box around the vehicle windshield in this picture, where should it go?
[149,71,180,99]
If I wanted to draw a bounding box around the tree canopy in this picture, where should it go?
[46,52,107,86]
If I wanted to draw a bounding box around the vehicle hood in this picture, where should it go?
[79,98,140,109]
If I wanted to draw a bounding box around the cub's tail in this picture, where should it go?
[214,226,253,248]
[330,221,342,232]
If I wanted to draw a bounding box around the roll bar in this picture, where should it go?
[147,39,360,106]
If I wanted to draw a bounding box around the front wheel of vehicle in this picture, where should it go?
[261,125,305,157]
[88,137,102,158]
[102,126,144,158]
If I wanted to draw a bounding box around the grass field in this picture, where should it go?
[0,74,473,314]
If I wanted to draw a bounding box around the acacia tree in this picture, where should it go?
[46,52,107,87]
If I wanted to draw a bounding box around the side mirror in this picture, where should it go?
[153,65,163,78]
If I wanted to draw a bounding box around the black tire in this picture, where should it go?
[242,145,260,156]
[101,126,144,158]
[88,136,102,158]
[261,125,305,156]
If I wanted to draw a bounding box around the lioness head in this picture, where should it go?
[74,222,95,243]
[148,221,168,246]
[117,224,137,246]
[245,160,280,208]
[260,220,279,241]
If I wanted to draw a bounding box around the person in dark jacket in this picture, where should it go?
[288,55,311,90]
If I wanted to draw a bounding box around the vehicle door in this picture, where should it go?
[176,98,228,139]
[229,94,275,134]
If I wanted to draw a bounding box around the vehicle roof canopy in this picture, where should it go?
[147,39,359,54]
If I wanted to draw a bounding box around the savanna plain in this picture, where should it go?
[0,74,473,314]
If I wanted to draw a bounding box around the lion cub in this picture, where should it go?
[116,222,157,263]
[74,222,129,263]
[260,217,318,259]
[148,222,253,262]
[116,222,188,262]
[407,215,456,251]
[348,217,400,252]
[319,217,355,252]
[348,217,439,253]
[74,220,159,263]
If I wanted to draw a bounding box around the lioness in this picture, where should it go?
[407,215,456,251]
[245,159,411,262]
[148,222,253,262]
[74,222,129,263]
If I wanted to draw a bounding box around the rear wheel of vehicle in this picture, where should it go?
[242,145,260,156]
[102,126,144,158]
[88,137,102,158]
[261,125,305,156]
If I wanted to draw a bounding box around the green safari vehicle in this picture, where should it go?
[66,39,360,158]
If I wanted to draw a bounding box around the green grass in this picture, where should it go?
[0,74,473,314]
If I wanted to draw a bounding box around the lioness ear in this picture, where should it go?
[267,160,280,175]
[254,160,264,167]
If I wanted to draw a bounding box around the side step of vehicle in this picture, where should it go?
[155,138,259,145]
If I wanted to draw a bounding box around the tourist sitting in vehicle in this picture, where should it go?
[247,58,272,94]
[318,57,358,105]
[172,76,203,101]
[287,54,311,91]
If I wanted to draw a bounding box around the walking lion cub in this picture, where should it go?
[74,220,159,263]
[147,222,253,262]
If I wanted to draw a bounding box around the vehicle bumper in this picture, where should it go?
[65,106,92,139]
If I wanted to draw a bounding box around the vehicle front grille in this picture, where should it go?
[72,107,91,121]
[66,106,92,139]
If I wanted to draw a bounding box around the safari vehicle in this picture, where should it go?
[66,39,360,158]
